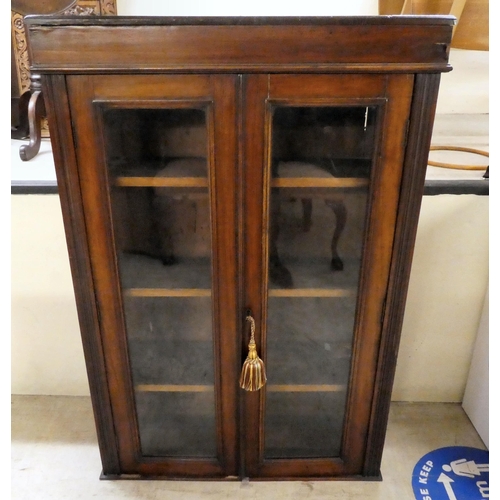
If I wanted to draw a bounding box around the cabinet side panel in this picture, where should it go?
[41,74,121,475]
[363,73,442,477]
[66,75,142,472]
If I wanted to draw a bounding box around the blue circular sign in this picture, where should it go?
[412,446,489,500]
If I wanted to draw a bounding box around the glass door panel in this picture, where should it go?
[264,106,376,459]
[102,106,216,458]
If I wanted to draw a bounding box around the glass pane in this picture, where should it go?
[102,107,216,458]
[264,106,377,459]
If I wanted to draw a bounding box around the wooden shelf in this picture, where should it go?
[126,287,352,298]
[110,157,209,188]
[269,288,355,298]
[135,384,346,393]
[124,286,358,298]
[120,256,360,298]
[272,177,368,189]
[116,176,366,189]
[116,177,208,188]
[125,288,211,297]
[274,159,371,189]
[128,336,352,389]
[267,384,346,392]
[110,158,371,189]
[124,288,356,298]
[136,384,214,392]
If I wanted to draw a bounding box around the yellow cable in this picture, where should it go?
[428,146,489,170]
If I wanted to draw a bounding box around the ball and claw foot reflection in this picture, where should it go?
[330,256,344,271]
[268,196,347,288]
[160,254,178,266]
[269,256,294,289]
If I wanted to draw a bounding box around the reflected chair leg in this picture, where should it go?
[300,198,313,232]
[19,75,45,161]
[269,191,293,288]
[326,199,347,271]
[152,190,177,266]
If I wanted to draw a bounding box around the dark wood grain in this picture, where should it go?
[67,74,140,473]
[25,16,454,73]
[363,73,442,477]
[241,73,269,479]
[42,74,121,475]
[24,15,457,25]
[209,74,241,477]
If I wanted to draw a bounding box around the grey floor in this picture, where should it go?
[11,396,486,499]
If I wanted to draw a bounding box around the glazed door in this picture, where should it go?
[65,71,415,479]
[67,74,240,478]
[242,74,414,478]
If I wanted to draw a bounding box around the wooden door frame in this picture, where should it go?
[241,73,416,479]
[57,73,241,478]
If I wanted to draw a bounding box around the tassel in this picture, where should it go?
[239,315,267,392]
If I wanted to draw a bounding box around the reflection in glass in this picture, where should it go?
[265,106,377,458]
[102,107,217,458]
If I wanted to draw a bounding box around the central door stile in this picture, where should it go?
[209,74,241,477]
[241,74,270,477]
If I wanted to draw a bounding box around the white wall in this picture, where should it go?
[11,195,89,395]
[117,0,378,16]
[392,195,489,402]
[462,286,489,447]
[436,49,489,115]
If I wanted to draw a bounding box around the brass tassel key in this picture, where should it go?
[239,314,267,391]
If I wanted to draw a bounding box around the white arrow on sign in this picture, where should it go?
[438,473,458,500]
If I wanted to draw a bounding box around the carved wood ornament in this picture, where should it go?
[11,0,117,159]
